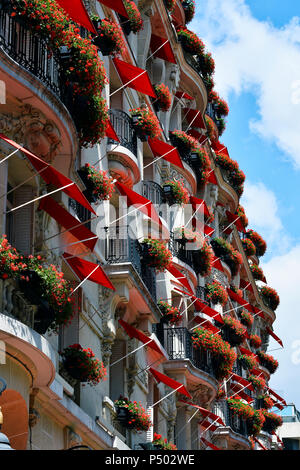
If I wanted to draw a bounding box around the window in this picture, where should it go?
[109,339,126,401]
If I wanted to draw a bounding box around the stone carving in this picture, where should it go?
[166,63,180,92]
[65,426,82,449]
[109,166,134,189]
[0,104,61,162]
[190,384,214,408]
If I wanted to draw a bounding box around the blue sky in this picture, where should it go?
[191,0,300,409]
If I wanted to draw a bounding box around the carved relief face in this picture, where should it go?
[109,164,134,189]
[25,129,51,161]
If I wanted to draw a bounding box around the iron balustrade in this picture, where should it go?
[213,400,248,438]
[142,180,165,207]
[195,286,210,305]
[169,231,195,271]
[108,109,137,156]
[103,226,156,302]
[154,325,214,375]
[68,199,92,231]
[0,9,61,97]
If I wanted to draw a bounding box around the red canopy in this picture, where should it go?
[266,327,283,347]
[63,253,115,290]
[118,319,164,356]
[175,288,224,324]
[192,317,220,335]
[105,119,120,142]
[180,400,224,425]
[225,210,246,233]
[166,263,193,294]
[113,58,156,98]
[0,134,96,215]
[211,255,224,273]
[253,437,267,451]
[148,138,184,169]
[199,419,218,432]
[200,437,220,451]
[149,368,191,398]
[231,373,254,391]
[150,34,176,64]
[38,196,97,251]
[207,170,218,185]
[56,0,97,33]
[187,130,208,144]
[97,0,128,18]
[211,140,230,157]
[266,387,287,406]
[190,196,210,219]
[183,108,206,130]
[240,279,254,294]
[230,384,254,404]
[115,180,162,227]
[227,288,256,315]
[175,91,194,101]
[239,346,257,358]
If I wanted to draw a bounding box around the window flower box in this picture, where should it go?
[239,310,254,328]
[61,344,106,386]
[141,239,172,272]
[262,411,283,434]
[114,396,152,432]
[153,84,172,112]
[220,315,247,347]
[122,1,144,35]
[92,17,125,57]
[77,164,114,203]
[257,350,279,374]
[206,280,228,306]
[260,285,280,311]
[152,433,177,450]
[227,399,265,437]
[248,374,266,392]
[177,27,205,56]
[249,334,262,349]
[157,300,183,325]
[246,230,267,257]
[130,107,161,141]
[162,180,189,205]
[238,354,258,371]
[210,237,243,277]
[250,263,265,282]
[181,0,196,24]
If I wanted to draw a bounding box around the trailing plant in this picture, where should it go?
[154,83,172,112]
[12,0,109,148]
[205,115,217,142]
[0,235,27,279]
[242,238,256,257]
[94,17,126,56]
[238,354,258,371]
[221,314,247,346]
[239,310,254,328]
[210,237,243,276]
[206,280,228,306]
[216,97,229,117]
[192,328,237,380]
[246,230,267,257]
[169,129,200,155]
[181,0,195,24]
[250,263,265,282]
[114,396,152,431]
[248,374,266,392]
[177,27,205,55]
[262,411,283,434]
[141,239,172,272]
[204,76,215,93]
[173,228,213,276]
[227,398,265,436]
[61,344,106,386]
[79,163,115,201]
[123,0,144,33]
[193,242,214,277]
[215,153,239,173]
[130,107,161,139]
[152,433,177,450]
[164,0,176,13]
[163,180,190,205]
[249,334,262,349]
[257,395,274,410]
[257,350,279,374]
[198,51,215,77]
[157,300,183,325]
[236,205,248,228]
[260,285,280,311]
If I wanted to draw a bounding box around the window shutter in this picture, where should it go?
[109,340,125,401]
[146,406,154,442]
[12,185,34,254]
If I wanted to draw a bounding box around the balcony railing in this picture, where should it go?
[154,325,214,376]
[103,226,156,302]
[213,400,248,438]
[0,9,62,97]
[0,278,36,329]
[68,199,91,231]
[108,109,137,156]
[142,180,165,207]
[169,231,195,271]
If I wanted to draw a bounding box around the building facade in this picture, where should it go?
[0,0,286,450]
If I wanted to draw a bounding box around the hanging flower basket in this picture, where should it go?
[260,286,280,311]
[239,310,254,328]
[181,0,195,23]
[227,399,265,437]
[204,76,215,93]
[61,344,107,386]
[246,230,267,257]
[153,83,172,112]
[122,1,144,34]
[130,107,161,140]
[236,205,248,228]
[221,315,247,347]
[157,300,183,325]
[78,164,114,203]
[92,17,125,57]
[210,237,243,276]
[189,148,211,173]
[262,411,283,434]
[192,327,237,380]
[141,239,172,272]
[162,180,189,205]
[238,354,258,371]
[114,396,152,431]
[257,350,279,374]
[206,280,228,306]
[248,374,266,392]
[152,433,177,450]
[257,395,274,410]
[197,51,215,78]
[169,130,200,160]
[249,334,262,350]
[0,235,27,280]
[177,27,205,55]
[250,263,265,282]
[205,115,218,142]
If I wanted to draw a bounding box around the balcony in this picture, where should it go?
[142,180,165,207]
[169,231,195,272]
[108,109,137,156]
[154,324,214,376]
[68,199,91,231]
[103,226,157,303]
[214,400,248,439]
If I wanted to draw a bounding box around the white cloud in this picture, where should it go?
[191,0,300,167]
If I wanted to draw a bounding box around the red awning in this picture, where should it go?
[239,346,257,358]
[113,58,156,98]
[97,0,128,18]
[266,387,287,406]
[266,327,283,347]
[175,288,224,324]
[226,288,258,315]
[148,138,184,169]
[230,384,254,404]
[197,221,214,237]
[118,319,164,356]
[56,0,97,33]
[105,119,120,142]
[183,108,206,130]
[149,368,191,398]
[187,130,208,144]
[239,279,254,294]
[192,317,220,335]
[0,134,96,215]
[207,170,218,185]
[211,140,230,157]
[150,34,176,64]
[199,419,218,432]
[225,210,246,233]
[253,437,267,451]
[212,255,224,273]
[166,263,193,295]
[175,91,194,101]
[38,196,97,251]
[190,196,210,219]
[63,253,115,290]
[231,373,254,391]
[200,437,220,451]
[115,180,163,227]
[250,367,263,376]
[180,400,224,425]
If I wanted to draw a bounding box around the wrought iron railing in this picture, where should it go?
[142,180,165,207]
[0,9,62,97]
[154,325,214,375]
[108,109,137,155]
[214,400,248,438]
[68,199,92,231]
[195,286,210,304]
[169,231,195,271]
[103,226,156,302]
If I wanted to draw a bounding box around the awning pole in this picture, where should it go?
[110,69,147,97]
[221,215,241,234]
[0,148,19,165]
[110,340,153,367]
[150,385,183,408]
[143,147,179,170]
[69,265,100,296]
[146,39,170,62]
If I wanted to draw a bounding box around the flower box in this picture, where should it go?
[262,411,282,434]
[92,18,125,57]
[130,107,161,140]
[116,406,132,427]
[141,239,172,272]
[220,315,247,347]
[61,344,106,386]
[114,397,152,431]
[157,300,182,325]
[77,165,114,203]
[77,167,98,203]
[162,180,189,206]
[181,0,196,23]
